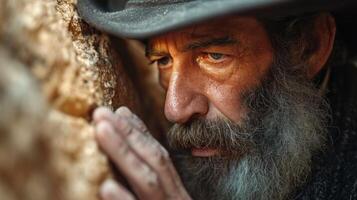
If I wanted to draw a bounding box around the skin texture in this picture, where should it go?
[147,17,273,124]
[93,14,336,200]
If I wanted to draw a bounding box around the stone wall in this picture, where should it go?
[0,0,165,199]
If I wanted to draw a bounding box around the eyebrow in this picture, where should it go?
[145,36,238,58]
[145,48,169,58]
[183,36,238,51]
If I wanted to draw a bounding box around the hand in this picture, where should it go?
[93,106,191,200]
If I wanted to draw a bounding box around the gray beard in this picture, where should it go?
[166,57,329,200]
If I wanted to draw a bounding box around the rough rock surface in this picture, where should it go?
[0,0,163,199]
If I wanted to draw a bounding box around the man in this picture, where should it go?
[78,0,357,199]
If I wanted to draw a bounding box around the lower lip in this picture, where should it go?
[191,148,219,157]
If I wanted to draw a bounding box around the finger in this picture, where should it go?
[114,106,132,118]
[95,121,165,199]
[100,179,136,200]
[94,107,145,138]
[121,120,188,199]
[115,107,149,134]
[113,107,189,198]
[93,106,113,124]
[96,107,189,198]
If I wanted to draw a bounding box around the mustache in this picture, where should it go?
[166,119,256,156]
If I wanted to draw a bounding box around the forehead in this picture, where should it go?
[148,16,261,49]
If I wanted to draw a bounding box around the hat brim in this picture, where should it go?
[78,0,353,39]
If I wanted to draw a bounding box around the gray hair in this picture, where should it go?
[260,13,348,72]
[167,14,336,200]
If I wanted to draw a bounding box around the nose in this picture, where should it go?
[164,70,209,124]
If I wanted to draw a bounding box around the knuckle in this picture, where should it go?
[158,144,170,158]
[140,165,161,189]
[146,172,160,189]
[138,124,148,133]
[128,129,145,145]
[154,144,170,166]
[122,121,134,136]
[132,115,148,133]
[114,116,131,133]
[143,129,151,136]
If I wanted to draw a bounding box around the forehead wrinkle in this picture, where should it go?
[183,36,238,52]
[148,32,190,56]
[146,19,244,57]
[147,35,239,57]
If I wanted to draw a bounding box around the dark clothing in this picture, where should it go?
[293,63,357,200]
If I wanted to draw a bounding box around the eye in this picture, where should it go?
[199,52,230,64]
[153,56,172,69]
[207,53,225,61]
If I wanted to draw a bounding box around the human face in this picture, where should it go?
[145,15,330,200]
[146,16,273,125]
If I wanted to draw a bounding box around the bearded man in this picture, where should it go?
[78,0,357,199]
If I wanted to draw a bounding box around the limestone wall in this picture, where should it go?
[0,0,165,199]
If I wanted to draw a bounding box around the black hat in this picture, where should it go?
[78,0,356,39]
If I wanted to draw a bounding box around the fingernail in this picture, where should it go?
[115,106,132,117]
[93,107,113,123]
[100,179,118,198]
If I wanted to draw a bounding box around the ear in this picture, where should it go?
[306,13,336,79]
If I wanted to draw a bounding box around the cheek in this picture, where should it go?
[204,47,273,123]
[204,82,249,123]
[159,68,172,89]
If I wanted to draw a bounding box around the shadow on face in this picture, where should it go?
[147,16,274,124]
